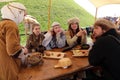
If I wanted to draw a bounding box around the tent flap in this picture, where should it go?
[0,0,14,2]
[89,0,120,8]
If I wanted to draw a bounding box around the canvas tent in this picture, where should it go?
[0,0,14,2]
[89,0,120,20]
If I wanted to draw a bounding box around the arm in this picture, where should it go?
[25,35,33,53]
[56,33,66,48]
[88,38,107,66]
[80,29,87,44]
[65,31,78,46]
[81,33,87,44]
[6,21,22,56]
[42,32,52,47]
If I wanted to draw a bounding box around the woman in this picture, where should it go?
[26,23,45,53]
[89,19,120,80]
[66,17,87,47]
[42,22,66,50]
[0,2,28,80]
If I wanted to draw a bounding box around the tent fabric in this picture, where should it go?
[89,0,120,8]
[0,0,14,2]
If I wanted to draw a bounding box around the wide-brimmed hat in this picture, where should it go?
[51,22,60,27]
[24,15,39,24]
[67,17,80,25]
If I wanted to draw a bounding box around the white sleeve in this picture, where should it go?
[18,49,27,64]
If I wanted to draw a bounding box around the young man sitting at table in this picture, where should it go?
[88,18,120,80]
[25,23,45,53]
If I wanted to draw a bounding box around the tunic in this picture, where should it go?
[0,19,22,80]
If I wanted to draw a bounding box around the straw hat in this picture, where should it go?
[54,58,72,69]
[67,17,80,25]
[24,15,39,24]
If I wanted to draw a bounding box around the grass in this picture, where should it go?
[0,0,94,45]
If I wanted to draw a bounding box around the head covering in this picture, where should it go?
[67,17,80,25]
[94,18,115,31]
[51,22,60,27]
[1,2,26,25]
[24,15,39,24]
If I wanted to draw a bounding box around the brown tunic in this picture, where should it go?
[0,19,22,80]
[26,33,45,53]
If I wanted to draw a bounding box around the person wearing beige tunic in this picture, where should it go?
[0,2,27,80]
[66,17,87,46]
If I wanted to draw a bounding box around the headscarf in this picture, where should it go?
[1,2,26,25]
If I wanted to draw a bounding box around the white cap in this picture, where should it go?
[51,22,60,27]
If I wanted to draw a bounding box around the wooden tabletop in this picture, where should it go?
[18,48,89,80]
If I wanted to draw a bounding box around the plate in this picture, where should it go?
[43,51,65,59]
[72,50,89,57]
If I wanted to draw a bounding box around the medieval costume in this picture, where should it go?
[26,33,45,53]
[42,22,66,50]
[0,2,27,80]
[65,17,87,46]
[89,19,120,80]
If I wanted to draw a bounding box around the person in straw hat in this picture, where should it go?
[66,17,87,46]
[24,15,39,35]
[0,2,28,80]
[42,22,66,50]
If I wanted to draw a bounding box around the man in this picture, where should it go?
[26,23,45,53]
[0,2,28,80]
[89,19,120,80]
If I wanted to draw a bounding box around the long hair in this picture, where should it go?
[68,23,80,38]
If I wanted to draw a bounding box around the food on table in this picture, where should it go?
[57,53,61,57]
[54,58,72,69]
[45,52,51,56]
[43,51,65,59]
[72,50,89,57]
[25,52,44,66]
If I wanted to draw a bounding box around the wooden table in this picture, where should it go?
[18,48,89,80]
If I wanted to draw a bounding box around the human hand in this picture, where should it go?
[76,30,83,37]
[91,32,97,42]
[48,28,54,35]
[56,28,63,35]
[82,29,87,35]
[22,47,28,54]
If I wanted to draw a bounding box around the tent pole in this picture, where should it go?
[48,0,52,30]
[95,8,98,21]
